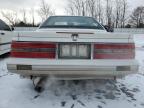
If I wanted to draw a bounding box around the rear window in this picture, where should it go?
[40,16,104,30]
[0,20,11,31]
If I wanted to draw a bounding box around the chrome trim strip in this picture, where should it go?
[91,43,94,60]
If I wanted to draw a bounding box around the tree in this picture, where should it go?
[66,0,88,16]
[87,0,96,17]
[66,0,103,23]
[21,9,27,24]
[1,10,19,26]
[129,6,144,28]
[38,0,55,21]
[66,0,130,28]
[97,0,103,23]
[120,0,128,28]
[31,8,35,26]
[105,0,113,27]
[111,0,128,28]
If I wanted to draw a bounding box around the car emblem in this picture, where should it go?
[71,34,78,41]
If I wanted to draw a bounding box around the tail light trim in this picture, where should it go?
[12,41,56,48]
[94,53,134,59]
[12,48,56,52]
[94,49,135,54]
[11,41,56,58]
[94,43,135,49]
[11,52,56,58]
[94,43,135,59]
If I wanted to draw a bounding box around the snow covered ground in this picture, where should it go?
[0,34,144,108]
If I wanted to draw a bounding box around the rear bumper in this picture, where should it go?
[7,58,139,79]
[0,43,11,55]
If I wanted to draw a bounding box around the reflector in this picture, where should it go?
[79,45,88,57]
[61,45,70,57]
[71,45,77,56]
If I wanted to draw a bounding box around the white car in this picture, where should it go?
[7,16,138,80]
[0,19,14,55]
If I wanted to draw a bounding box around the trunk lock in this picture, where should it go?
[71,34,78,41]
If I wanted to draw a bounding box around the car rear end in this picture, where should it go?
[7,31,138,79]
[7,16,138,79]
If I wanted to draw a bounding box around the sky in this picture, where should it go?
[0,0,68,15]
[0,0,144,24]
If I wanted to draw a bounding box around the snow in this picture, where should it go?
[134,34,144,48]
[0,34,144,108]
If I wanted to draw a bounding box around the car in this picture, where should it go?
[0,19,14,55]
[7,16,138,81]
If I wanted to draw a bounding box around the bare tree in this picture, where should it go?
[31,8,35,26]
[105,0,113,27]
[115,0,121,28]
[66,0,78,16]
[129,6,144,28]
[81,0,87,16]
[120,0,128,27]
[66,0,88,16]
[87,0,96,17]
[21,9,27,24]
[66,0,130,28]
[87,0,103,23]
[66,0,75,15]
[38,0,55,21]
[66,0,103,23]
[1,10,19,26]
[113,0,128,28]
[97,0,103,23]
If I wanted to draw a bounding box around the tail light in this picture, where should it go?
[94,43,135,59]
[11,41,56,58]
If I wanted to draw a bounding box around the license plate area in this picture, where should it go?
[58,43,91,59]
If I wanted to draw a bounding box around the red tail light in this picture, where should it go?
[11,41,56,58]
[94,43,135,59]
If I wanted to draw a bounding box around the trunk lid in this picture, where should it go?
[15,29,133,43]
[11,29,135,59]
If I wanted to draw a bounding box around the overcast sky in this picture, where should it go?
[0,0,67,15]
[0,0,144,23]
[0,0,144,14]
